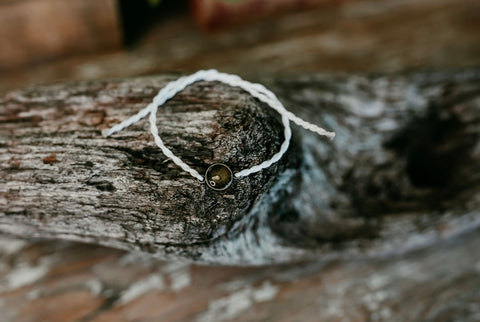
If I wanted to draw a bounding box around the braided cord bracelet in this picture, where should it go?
[103,70,335,190]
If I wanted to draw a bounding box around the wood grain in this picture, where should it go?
[0,75,293,261]
[1,70,479,266]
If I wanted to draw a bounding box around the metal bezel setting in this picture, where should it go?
[205,163,233,191]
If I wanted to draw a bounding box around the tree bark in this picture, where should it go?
[1,70,479,264]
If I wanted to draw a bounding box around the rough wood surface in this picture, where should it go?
[0,75,295,262]
[1,70,479,266]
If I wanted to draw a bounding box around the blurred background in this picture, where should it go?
[1,0,480,321]
[1,0,479,94]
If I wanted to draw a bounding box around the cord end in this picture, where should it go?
[102,128,112,137]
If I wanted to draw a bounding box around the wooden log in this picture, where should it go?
[1,70,479,265]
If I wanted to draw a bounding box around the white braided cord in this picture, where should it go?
[103,69,335,181]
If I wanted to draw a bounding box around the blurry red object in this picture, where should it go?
[191,0,337,31]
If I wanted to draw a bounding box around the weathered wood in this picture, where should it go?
[1,70,480,265]
[0,229,479,321]
[0,75,295,262]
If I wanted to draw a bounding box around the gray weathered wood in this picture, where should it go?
[2,231,479,321]
[1,71,479,264]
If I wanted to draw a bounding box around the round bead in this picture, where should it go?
[205,163,233,191]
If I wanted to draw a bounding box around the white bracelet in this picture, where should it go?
[103,70,334,190]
